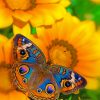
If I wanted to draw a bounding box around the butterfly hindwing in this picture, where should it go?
[11,63,59,100]
[13,34,46,65]
[48,65,87,94]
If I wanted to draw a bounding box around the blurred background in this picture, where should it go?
[0,0,100,100]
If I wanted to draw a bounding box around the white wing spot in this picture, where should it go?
[18,43,32,50]
[70,72,75,87]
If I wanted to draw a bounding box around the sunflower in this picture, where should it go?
[27,13,100,90]
[0,91,29,100]
[0,13,100,99]
[0,0,70,28]
[0,34,8,63]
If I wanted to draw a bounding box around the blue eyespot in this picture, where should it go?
[37,88,42,93]
[19,65,29,75]
[46,84,55,94]
[20,49,26,55]
[65,81,72,87]
[23,78,28,83]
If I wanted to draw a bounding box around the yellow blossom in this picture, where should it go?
[29,13,100,90]
[0,0,70,28]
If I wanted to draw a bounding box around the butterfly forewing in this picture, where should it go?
[13,34,46,65]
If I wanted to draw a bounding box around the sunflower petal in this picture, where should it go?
[74,60,100,77]
[0,8,13,28]
[0,34,8,44]
[85,77,99,90]
[0,35,8,63]
[77,34,100,60]
[59,0,71,7]
[30,4,66,26]
[29,8,44,27]
[13,10,32,22]
[0,67,12,91]
[3,38,13,64]
[13,23,31,37]
[68,21,96,47]
[35,0,59,3]
[0,93,7,100]
[57,13,80,40]
[35,8,55,25]
[0,44,4,63]
[0,0,5,8]
[39,4,66,20]
[9,91,29,100]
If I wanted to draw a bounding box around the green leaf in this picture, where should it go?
[0,25,13,38]
[31,26,37,34]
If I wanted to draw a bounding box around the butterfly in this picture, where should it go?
[11,34,87,100]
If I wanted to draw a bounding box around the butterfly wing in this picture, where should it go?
[12,34,60,99]
[48,65,87,94]
[11,63,59,100]
[13,34,46,65]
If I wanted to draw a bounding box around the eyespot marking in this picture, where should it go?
[45,84,55,94]
[23,78,28,83]
[65,81,72,87]
[20,49,26,55]
[37,88,42,93]
[19,65,29,75]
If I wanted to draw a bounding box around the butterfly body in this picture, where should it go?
[11,34,87,100]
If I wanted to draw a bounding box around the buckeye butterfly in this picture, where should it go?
[11,34,87,100]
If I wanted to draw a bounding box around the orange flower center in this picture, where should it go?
[47,39,78,68]
[5,0,35,10]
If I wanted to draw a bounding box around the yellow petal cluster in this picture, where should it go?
[0,0,70,28]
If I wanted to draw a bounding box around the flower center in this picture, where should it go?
[5,0,35,10]
[47,39,78,68]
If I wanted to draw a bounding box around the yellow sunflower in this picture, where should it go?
[0,0,70,28]
[0,13,100,99]
[11,13,100,90]
[28,13,100,90]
